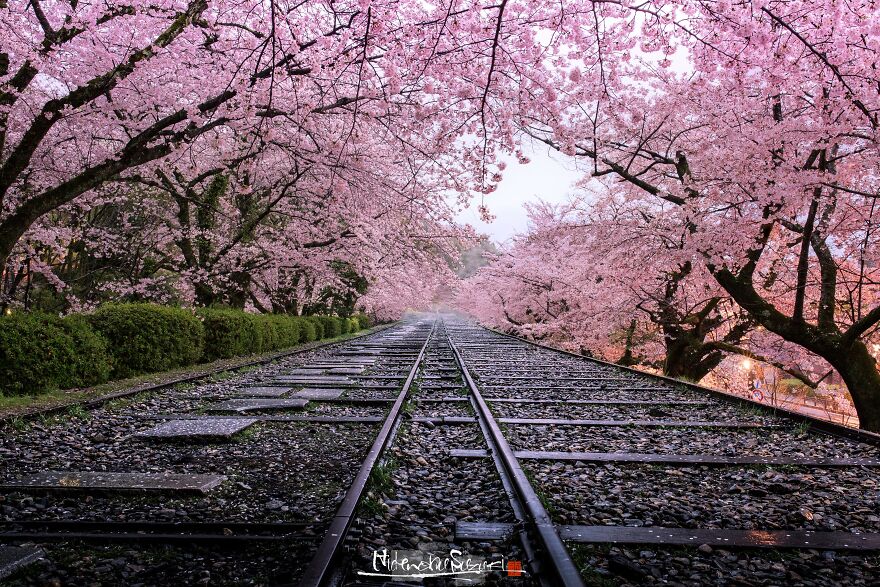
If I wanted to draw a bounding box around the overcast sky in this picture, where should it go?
[455,141,584,244]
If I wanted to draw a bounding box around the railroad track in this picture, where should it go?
[0,314,878,585]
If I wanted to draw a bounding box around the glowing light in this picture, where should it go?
[741,358,752,370]
[3,308,11,316]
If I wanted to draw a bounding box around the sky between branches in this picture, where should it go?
[455,141,582,243]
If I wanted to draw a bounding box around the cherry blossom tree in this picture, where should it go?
[458,197,832,387]
[6,0,880,428]
[478,0,880,430]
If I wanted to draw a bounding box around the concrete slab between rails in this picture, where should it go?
[455,522,516,541]
[327,367,366,375]
[449,449,489,458]
[0,472,226,494]
[306,361,376,368]
[209,399,309,412]
[0,546,43,579]
[236,387,291,397]
[357,375,409,380]
[457,522,880,550]
[286,368,328,376]
[272,377,354,387]
[496,418,772,428]
[292,389,345,400]
[512,451,880,467]
[311,397,395,404]
[411,417,478,425]
[135,418,257,440]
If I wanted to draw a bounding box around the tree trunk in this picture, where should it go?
[713,267,880,432]
[663,334,724,382]
[617,319,639,366]
[0,218,25,277]
[194,283,216,307]
[827,341,880,432]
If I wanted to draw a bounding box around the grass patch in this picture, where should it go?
[65,404,90,420]
[367,457,398,496]
[568,544,620,587]
[5,416,30,432]
[359,495,386,518]
[793,420,811,435]
[358,456,399,519]
[234,425,259,443]
[522,466,557,517]
[103,392,150,411]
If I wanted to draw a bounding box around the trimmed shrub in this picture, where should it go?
[0,313,111,395]
[198,308,262,361]
[317,316,341,338]
[89,304,204,378]
[298,317,317,342]
[355,313,371,330]
[337,317,350,335]
[59,315,113,389]
[306,316,324,340]
[266,315,301,349]
[347,317,360,333]
[253,315,279,352]
[1,305,355,397]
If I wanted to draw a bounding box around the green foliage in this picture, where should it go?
[58,315,112,388]
[198,308,262,361]
[89,304,204,378]
[355,313,371,329]
[317,315,341,338]
[338,316,351,335]
[0,313,112,395]
[298,317,317,342]
[306,316,324,340]
[253,314,279,351]
[263,314,300,349]
[2,303,351,398]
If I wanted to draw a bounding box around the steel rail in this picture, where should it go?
[444,320,586,587]
[0,323,395,425]
[297,319,436,587]
[481,325,880,447]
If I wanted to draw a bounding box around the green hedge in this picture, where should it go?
[317,316,341,338]
[199,311,334,360]
[0,304,367,396]
[298,318,317,343]
[306,316,324,340]
[198,308,262,361]
[0,313,112,395]
[89,304,205,378]
[355,313,371,330]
